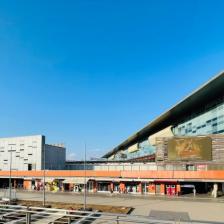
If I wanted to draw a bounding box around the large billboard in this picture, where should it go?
[168,137,212,161]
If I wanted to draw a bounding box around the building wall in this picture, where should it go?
[45,144,66,170]
[0,135,44,171]
[65,162,158,171]
[149,126,174,146]
[0,135,66,171]
[65,160,224,172]
[173,100,224,136]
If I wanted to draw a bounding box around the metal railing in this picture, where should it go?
[3,188,17,201]
[0,204,220,224]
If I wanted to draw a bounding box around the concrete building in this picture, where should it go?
[0,135,65,171]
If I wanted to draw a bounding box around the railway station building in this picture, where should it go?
[0,71,224,197]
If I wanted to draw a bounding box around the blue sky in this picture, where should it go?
[0,0,224,159]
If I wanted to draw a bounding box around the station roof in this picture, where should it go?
[103,71,224,158]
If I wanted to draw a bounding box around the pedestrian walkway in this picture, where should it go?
[0,191,224,222]
[11,189,224,203]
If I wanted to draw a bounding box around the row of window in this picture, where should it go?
[173,101,224,136]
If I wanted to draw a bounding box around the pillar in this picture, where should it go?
[212,183,218,198]
[119,182,125,193]
[138,183,142,194]
[110,182,114,192]
[160,184,165,195]
[14,179,17,188]
[93,181,98,193]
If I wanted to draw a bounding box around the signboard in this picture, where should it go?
[168,137,212,161]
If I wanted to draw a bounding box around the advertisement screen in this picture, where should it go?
[168,137,212,161]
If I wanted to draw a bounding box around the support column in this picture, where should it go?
[212,183,218,198]
[93,181,98,193]
[110,182,114,192]
[14,179,17,188]
[138,183,142,194]
[160,184,165,195]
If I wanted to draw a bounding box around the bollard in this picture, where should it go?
[26,212,31,224]
[116,216,119,224]
[68,216,71,224]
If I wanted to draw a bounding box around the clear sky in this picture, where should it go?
[0,0,224,160]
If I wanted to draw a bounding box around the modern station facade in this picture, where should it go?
[0,71,224,197]
[101,71,224,196]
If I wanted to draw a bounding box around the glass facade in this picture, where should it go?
[173,101,224,136]
[114,140,155,160]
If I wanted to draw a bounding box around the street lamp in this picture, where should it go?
[84,143,87,210]
[8,144,16,203]
[43,143,46,207]
[9,146,12,203]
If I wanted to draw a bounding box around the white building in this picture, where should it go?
[0,135,65,171]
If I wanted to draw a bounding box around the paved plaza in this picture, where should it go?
[1,191,224,223]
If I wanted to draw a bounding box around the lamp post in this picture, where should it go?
[84,143,87,210]
[43,143,46,207]
[9,146,12,203]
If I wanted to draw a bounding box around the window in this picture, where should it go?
[28,164,32,170]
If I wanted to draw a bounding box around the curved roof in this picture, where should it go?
[103,71,224,158]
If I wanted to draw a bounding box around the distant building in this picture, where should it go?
[0,135,65,171]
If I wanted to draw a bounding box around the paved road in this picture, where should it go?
[1,191,224,223]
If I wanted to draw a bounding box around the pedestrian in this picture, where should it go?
[193,188,196,197]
